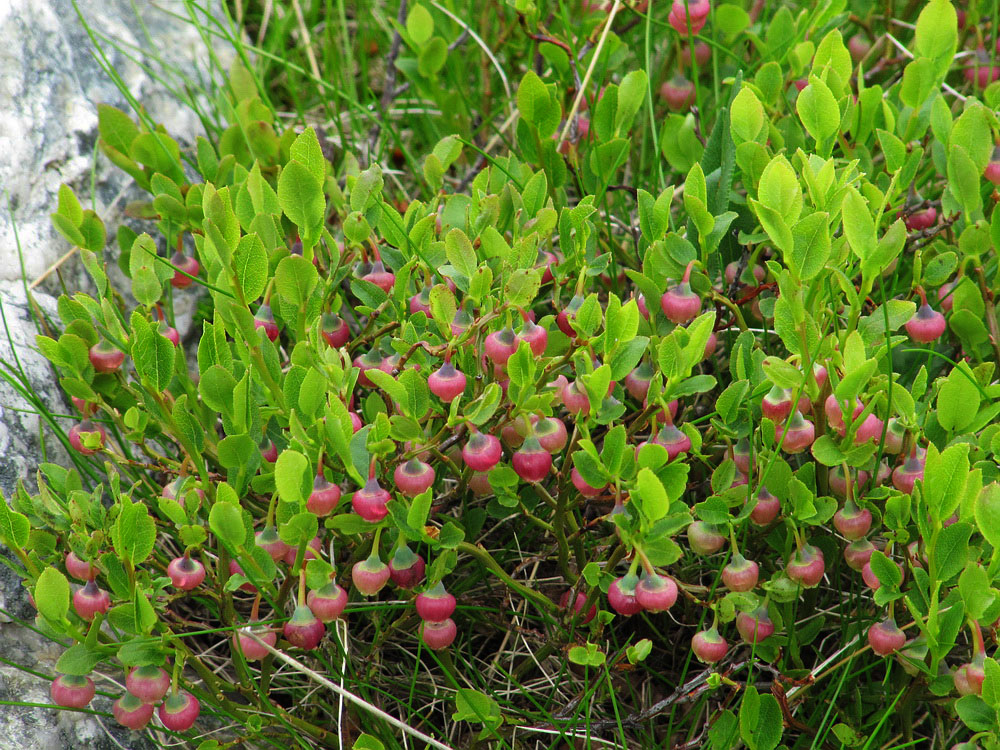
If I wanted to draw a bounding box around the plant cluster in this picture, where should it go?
[5,0,1000,747]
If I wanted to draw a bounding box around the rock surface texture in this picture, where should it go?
[0,1,217,747]
[0,0,207,282]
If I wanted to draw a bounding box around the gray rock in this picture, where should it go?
[0,0,209,284]
[0,0,226,746]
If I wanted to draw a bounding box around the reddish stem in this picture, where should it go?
[250,594,261,622]
[971,620,986,658]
